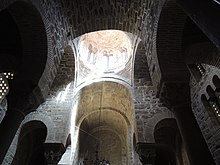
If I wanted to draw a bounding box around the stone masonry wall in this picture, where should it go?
[0,0,73,99]
[134,79,174,142]
[134,38,174,143]
[190,64,220,164]
[139,0,162,92]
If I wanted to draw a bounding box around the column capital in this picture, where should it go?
[44,143,65,165]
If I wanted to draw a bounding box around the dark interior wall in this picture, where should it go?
[182,10,220,164]
[154,119,179,165]
[12,121,47,165]
[182,17,219,67]
[0,9,22,73]
[177,0,220,49]
[7,1,48,89]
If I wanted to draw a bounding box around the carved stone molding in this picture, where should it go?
[44,143,65,165]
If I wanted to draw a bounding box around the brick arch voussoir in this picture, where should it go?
[154,118,178,133]
[76,108,132,129]
[138,110,175,143]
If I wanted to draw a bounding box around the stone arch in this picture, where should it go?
[76,108,131,128]
[75,81,135,128]
[3,111,56,164]
[153,118,179,165]
[206,85,216,99]
[134,40,152,85]
[76,108,132,141]
[183,17,220,68]
[201,94,220,125]
[11,120,47,165]
[154,118,178,144]
[6,1,48,89]
[203,86,220,123]
[72,30,138,89]
[72,81,136,164]
[176,0,220,49]
[0,0,71,100]
[0,1,51,116]
[22,111,56,142]
[213,75,220,90]
[0,3,51,162]
[76,109,130,165]
[90,126,126,145]
[156,0,189,83]
[16,120,47,144]
[142,111,175,143]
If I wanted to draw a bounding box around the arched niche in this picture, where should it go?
[156,0,189,82]
[75,81,135,128]
[0,1,48,117]
[71,81,135,165]
[5,1,48,91]
[12,121,47,165]
[183,17,219,68]
[77,110,128,165]
[134,40,152,85]
[154,118,180,165]
[154,118,178,146]
[213,75,220,90]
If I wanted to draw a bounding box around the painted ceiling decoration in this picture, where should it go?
[78,30,132,73]
[74,30,137,88]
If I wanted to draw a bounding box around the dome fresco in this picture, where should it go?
[79,30,132,73]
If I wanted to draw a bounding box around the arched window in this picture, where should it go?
[0,72,11,123]
[0,73,9,102]
[206,86,220,121]
[212,75,220,103]
[0,72,13,102]
[196,64,205,75]
[188,64,205,82]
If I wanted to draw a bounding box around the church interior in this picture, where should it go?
[0,0,220,164]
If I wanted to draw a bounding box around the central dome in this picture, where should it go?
[79,30,132,73]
